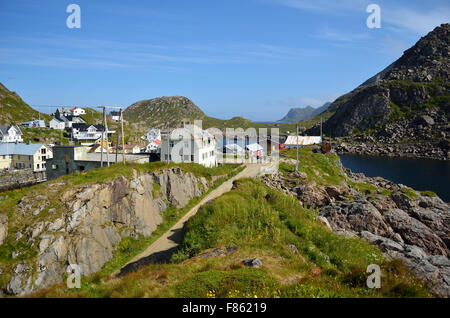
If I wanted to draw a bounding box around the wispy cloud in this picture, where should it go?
[383,6,450,36]
[314,25,369,42]
[0,34,318,70]
[258,0,449,36]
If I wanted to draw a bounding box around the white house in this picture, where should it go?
[72,124,115,142]
[245,143,264,158]
[160,125,217,167]
[49,118,65,130]
[110,111,121,122]
[71,107,86,116]
[0,125,23,143]
[19,120,46,128]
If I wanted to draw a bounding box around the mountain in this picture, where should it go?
[277,102,331,124]
[306,23,450,141]
[0,82,50,125]
[124,96,255,129]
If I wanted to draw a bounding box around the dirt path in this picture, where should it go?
[115,163,273,277]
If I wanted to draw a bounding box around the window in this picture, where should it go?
[42,156,46,160]
[170,142,174,148]
[37,164,40,169]
[52,164,58,170]
[191,155,194,161]
[41,149,46,154]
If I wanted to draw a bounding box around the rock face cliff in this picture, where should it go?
[306,24,450,141]
[3,168,210,296]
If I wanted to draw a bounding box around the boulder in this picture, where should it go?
[242,258,263,268]
[383,209,448,256]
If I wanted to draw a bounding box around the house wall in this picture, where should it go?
[46,146,100,180]
[0,127,23,143]
[0,145,49,172]
[0,155,12,170]
[161,137,217,167]
[50,120,65,130]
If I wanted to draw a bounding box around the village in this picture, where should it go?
[0,107,324,188]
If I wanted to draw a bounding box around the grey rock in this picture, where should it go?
[242,258,263,268]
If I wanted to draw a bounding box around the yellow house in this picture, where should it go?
[0,142,50,172]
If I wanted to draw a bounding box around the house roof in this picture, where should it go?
[245,143,263,152]
[0,143,44,156]
[284,136,322,146]
[0,124,22,136]
[224,143,244,153]
[72,123,104,131]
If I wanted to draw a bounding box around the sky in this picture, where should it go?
[0,0,449,121]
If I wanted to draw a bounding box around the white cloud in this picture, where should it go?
[383,6,450,36]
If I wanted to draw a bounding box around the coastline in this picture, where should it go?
[334,140,450,161]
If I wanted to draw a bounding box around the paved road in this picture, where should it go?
[115,163,274,277]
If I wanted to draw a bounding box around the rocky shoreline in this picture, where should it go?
[262,159,450,297]
[334,140,450,161]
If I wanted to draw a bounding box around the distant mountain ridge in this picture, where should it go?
[277,102,331,124]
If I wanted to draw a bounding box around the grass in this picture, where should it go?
[35,178,428,298]
[280,147,346,185]
[420,190,437,197]
[400,188,418,199]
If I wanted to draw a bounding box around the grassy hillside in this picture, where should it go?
[0,83,50,125]
[29,149,428,298]
[34,177,427,298]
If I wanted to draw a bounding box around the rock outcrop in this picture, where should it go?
[4,168,210,296]
[261,160,450,297]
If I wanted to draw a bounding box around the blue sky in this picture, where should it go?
[0,0,449,121]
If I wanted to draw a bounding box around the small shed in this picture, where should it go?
[245,143,264,158]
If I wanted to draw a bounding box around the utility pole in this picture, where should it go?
[105,111,110,167]
[115,110,120,164]
[120,109,125,165]
[295,123,299,172]
[167,124,170,163]
[320,116,323,141]
[100,106,105,167]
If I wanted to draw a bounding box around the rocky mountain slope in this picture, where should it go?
[278,102,331,124]
[306,24,450,148]
[0,83,50,125]
[0,164,240,296]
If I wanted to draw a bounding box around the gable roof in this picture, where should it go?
[0,143,44,156]
[0,124,22,136]
[72,123,105,131]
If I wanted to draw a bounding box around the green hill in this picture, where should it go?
[0,82,50,125]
